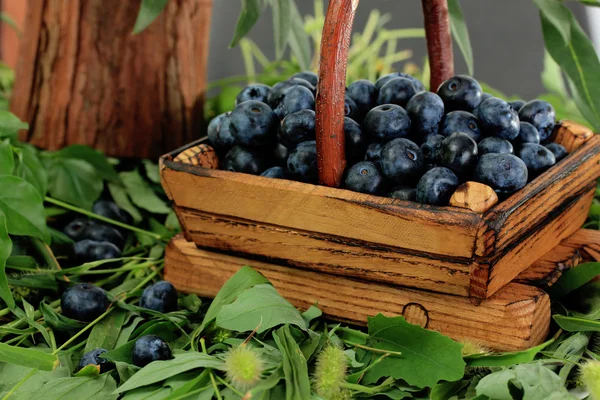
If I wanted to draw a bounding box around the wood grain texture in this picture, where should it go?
[565,229,600,262]
[1,0,27,68]
[552,120,594,153]
[165,236,550,351]
[450,182,498,213]
[11,0,211,158]
[174,144,219,169]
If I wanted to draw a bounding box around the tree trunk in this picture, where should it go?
[11,0,212,158]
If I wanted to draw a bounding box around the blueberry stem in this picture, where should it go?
[44,196,165,241]
[53,307,114,354]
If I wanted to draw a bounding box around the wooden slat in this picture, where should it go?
[177,206,472,297]
[552,120,594,153]
[165,236,550,352]
[564,229,600,262]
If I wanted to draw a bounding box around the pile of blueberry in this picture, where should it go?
[207,72,567,206]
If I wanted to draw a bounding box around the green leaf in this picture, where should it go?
[549,262,600,298]
[541,50,568,96]
[216,284,306,333]
[552,332,589,381]
[362,314,465,388]
[0,213,13,309]
[0,176,49,242]
[465,339,553,367]
[230,0,261,48]
[73,365,100,377]
[120,170,170,214]
[301,305,322,326]
[107,182,142,224]
[55,145,121,184]
[39,301,86,331]
[132,0,169,34]
[273,325,311,400]
[14,144,47,196]
[181,293,201,313]
[33,374,118,399]
[45,157,103,210]
[85,309,127,352]
[115,352,225,394]
[0,111,28,140]
[553,314,600,332]
[272,0,292,60]
[448,0,473,75]
[0,12,22,37]
[287,1,312,70]
[142,160,160,184]
[430,380,467,400]
[0,343,58,371]
[0,139,13,175]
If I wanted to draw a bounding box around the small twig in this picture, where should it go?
[345,341,402,356]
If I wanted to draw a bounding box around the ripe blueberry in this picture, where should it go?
[476,97,520,140]
[509,100,526,112]
[77,349,114,373]
[274,86,315,119]
[268,79,315,108]
[229,100,277,147]
[518,100,556,142]
[132,335,173,367]
[93,201,133,225]
[416,167,459,206]
[287,140,318,183]
[223,146,269,175]
[474,153,528,195]
[478,137,514,155]
[73,240,121,264]
[61,283,109,322]
[363,104,411,142]
[376,72,425,92]
[380,138,425,184]
[270,142,289,167]
[207,112,236,150]
[516,143,556,178]
[347,79,377,120]
[406,92,445,138]
[388,186,416,201]
[345,117,368,164]
[437,75,483,112]
[377,77,417,108]
[63,218,89,241]
[439,111,482,142]
[289,77,316,93]
[344,96,360,121]
[261,166,287,179]
[291,71,318,86]
[236,84,271,105]
[438,132,479,175]
[545,143,568,162]
[516,122,541,144]
[421,134,445,165]
[279,109,316,149]
[140,281,178,313]
[365,142,385,163]
[344,161,385,195]
[82,224,125,249]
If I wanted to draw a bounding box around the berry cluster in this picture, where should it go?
[207,72,567,206]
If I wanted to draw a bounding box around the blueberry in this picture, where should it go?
[61,283,109,322]
[274,86,315,119]
[439,132,478,175]
[476,97,520,140]
[73,240,121,264]
[380,138,425,184]
[345,117,368,164]
[376,73,425,92]
[363,104,411,142]
[516,122,540,144]
[389,186,416,201]
[365,142,385,163]
[261,166,287,179]
[518,100,556,142]
[140,281,178,313]
[478,137,514,155]
[270,142,289,167]
[474,153,528,195]
[83,224,125,249]
[207,112,236,150]
[289,77,316,94]
[516,143,556,177]
[509,100,526,112]
[545,143,568,162]
[77,349,114,373]
[416,167,459,206]
[223,146,269,175]
[421,134,445,164]
[279,109,316,148]
[132,335,172,368]
[268,79,315,108]
[63,218,90,241]
[291,71,318,86]
[229,100,277,147]
[377,77,417,108]
[406,92,445,138]
[437,75,483,112]
[347,80,377,120]
[93,201,132,225]
[287,140,318,183]
[344,161,385,195]
[439,111,482,142]
[235,84,271,105]
[344,96,360,121]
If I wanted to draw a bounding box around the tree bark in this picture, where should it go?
[11,0,212,158]
[421,0,454,92]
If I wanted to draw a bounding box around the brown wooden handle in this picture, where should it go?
[421,0,454,91]
[315,0,359,188]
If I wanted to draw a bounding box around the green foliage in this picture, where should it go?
[448,0,473,75]
[132,0,169,34]
[0,343,57,371]
[273,325,312,400]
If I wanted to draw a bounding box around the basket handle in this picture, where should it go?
[422,0,454,91]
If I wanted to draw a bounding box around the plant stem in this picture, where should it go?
[44,196,164,241]
[53,307,114,354]
[346,341,401,356]
[421,0,454,91]
[200,338,223,400]
[215,375,244,397]
[2,368,37,400]
[342,376,395,394]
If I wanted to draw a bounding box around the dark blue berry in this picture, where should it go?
[261,166,287,179]
[388,186,416,201]
[347,80,377,120]
[344,161,384,195]
[270,142,289,167]
[509,100,526,112]
[406,92,445,138]
[83,224,124,249]
[279,109,316,149]
[274,86,315,119]
[377,77,417,108]
[229,100,277,148]
[344,96,360,121]
[545,143,568,162]
[77,349,114,373]
[439,132,478,175]
[437,75,483,112]
[380,138,425,184]
[73,240,121,264]
[365,142,385,163]
[439,111,482,142]
[376,73,425,92]
[478,137,514,155]
[61,283,109,322]
[516,122,540,144]
[63,218,89,241]
[236,84,271,105]
[363,104,411,142]
[474,153,528,194]
[421,134,445,164]
[289,77,316,94]
[518,100,556,142]
[140,281,178,313]
[345,117,368,164]
[416,167,459,206]
[223,146,269,175]
[268,79,315,108]
[476,97,520,140]
[287,140,318,183]
[207,112,236,150]
[132,335,172,368]
[291,71,318,86]
[93,201,132,225]
[516,143,556,177]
